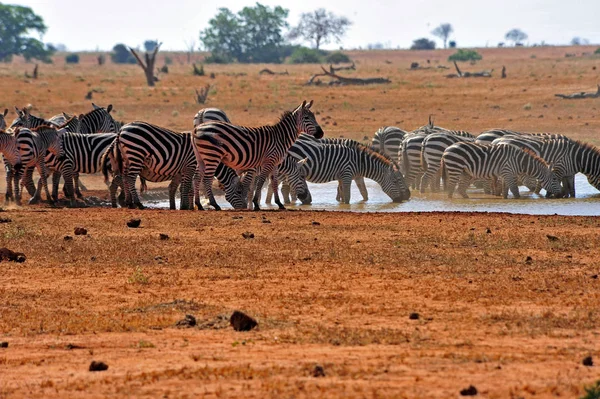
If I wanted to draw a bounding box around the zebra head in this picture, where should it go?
[294,100,324,139]
[537,161,564,198]
[10,106,28,128]
[80,104,119,133]
[224,177,248,210]
[0,130,21,169]
[287,157,311,203]
[0,109,7,130]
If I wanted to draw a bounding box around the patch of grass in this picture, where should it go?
[128,267,149,285]
[137,340,155,349]
[582,381,600,399]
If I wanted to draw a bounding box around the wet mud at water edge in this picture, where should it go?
[150,173,600,215]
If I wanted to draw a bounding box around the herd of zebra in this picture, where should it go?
[0,101,599,211]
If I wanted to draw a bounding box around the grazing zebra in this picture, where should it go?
[15,126,64,204]
[106,121,246,210]
[476,129,568,145]
[371,126,407,162]
[270,134,371,204]
[441,142,563,199]
[192,100,324,211]
[420,133,475,193]
[284,143,410,204]
[193,108,231,127]
[0,130,22,204]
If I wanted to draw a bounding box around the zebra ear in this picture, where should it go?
[107,104,113,113]
[306,100,313,109]
[79,113,84,120]
[14,106,22,116]
[301,100,307,109]
[2,109,7,117]
[92,103,100,110]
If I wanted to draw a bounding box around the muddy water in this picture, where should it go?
[149,173,600,216]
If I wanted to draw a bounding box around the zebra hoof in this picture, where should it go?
[28,197,40,205]
[137,203,146,210]
[278,205,286,210]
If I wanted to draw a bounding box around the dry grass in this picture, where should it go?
[1,47,600,398]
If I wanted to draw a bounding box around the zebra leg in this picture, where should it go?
[179,171,195,210]
[52,171,61,202]
[22,167,36,197]
[193,172,203,210]
[74,173,83,199]
[200,160,221,211]
[169,178,179,210]
[420,170,430,193]
[446,173,459,199]
[432,169,442,192]
[336,183,343,202]
[457,174,471,199]
[123,171,143,209]
[355,176,368,201]
[62,164,77,207]
[565,175,575,198]
[268,169,285,210]
[109,175,121,208]
[5,164,13,204]
[502,174,520,199]
[40,162,54,204]
[265,176,274,205]
[13,167,22,206]
[340,176,352,204]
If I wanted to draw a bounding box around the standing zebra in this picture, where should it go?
[371,126,407,163]
[441,142,563,199]
[15,126,64,204]
[0,130,22,205]
[420,132,475,193]
[106,121,246,210]
[282,143,410,204]
[192,100,324,211]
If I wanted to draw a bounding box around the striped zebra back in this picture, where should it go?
[372,126,406,162]
[59,116,83,133]
[78,105,118,133]
[574,141,600,187]
[15,125,64,166]
[193,108,231,127]
[56,132,117,174]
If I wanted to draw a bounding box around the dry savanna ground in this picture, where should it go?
[1,47,600,398]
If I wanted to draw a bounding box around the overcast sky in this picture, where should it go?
[13,0,600,51]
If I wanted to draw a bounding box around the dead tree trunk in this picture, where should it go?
[129,43,162,87]
[306,66,390,86]
[501,66,507,79]
[555,84,600,99]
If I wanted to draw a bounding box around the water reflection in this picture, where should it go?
[149,173,600,216]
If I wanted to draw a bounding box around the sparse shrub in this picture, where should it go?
[204,53,233,64]
[128,267,149,284]
[111,44,137,64]
[288,47,323,64]
[581,380,600,399]
[97,54,105,65]
[523,103,532,110]
[448,49,482,62]
[325,51,351,64]
[65,53,79,64]
[410,38,436,50]
[595,48,600,55]
[164,56,173,65]
[449,40,457,48]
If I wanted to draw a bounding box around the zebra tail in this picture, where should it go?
[101,138,116,185]
[420,146,428,171]
[441,159,448,192]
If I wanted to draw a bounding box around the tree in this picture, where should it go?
[143,40,158,52]
[571,37,589,46]
[505,29,528,46]
[184,38,196,64]
[200,3,289,63]
[0,4,54,63]
[431,23,453,49]
[288,9,351,50]
[129,43,162,87]
[410,38,436,50]
[111,44,137,64]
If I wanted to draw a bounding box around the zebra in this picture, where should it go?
[192,100,324,211]
[441,142,563,199]
[105,121,246,210]
[193,108,231,127]
[0,109,7,130]
[48,132,117,207]
[10,107,66,129]
[476,129,568,145]
[283,143,410,204]
[0,130,22,205]
[371,126,407,163]
[14,125,64,204]
[269,134,372,204]
[420,133,475,193]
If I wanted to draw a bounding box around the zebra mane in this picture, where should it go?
[59,115,79,127]
[278,110,294,123]
[358,143,399,170]
[520,148,550,167]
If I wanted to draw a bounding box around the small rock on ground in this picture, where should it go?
[127,218,141,228]
[409,312,420,320]
[242,232,255,239]
[460,385,478,396]
[0,248,26,263]
[159,233,169,240]
[74,227,87,236]
[0,342,8,348]
[583,356,594,366]
[230,310,258,331]
[89,361,109,372]
[313,364,325,377]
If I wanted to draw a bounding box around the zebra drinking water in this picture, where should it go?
[441,142,563,199]
[192,100,324,211]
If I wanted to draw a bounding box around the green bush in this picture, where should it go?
[287,47,323,64]
[595,47,600,55]
[111,44,137,64]
[448,49,483,62]
[410,38,436,50]
[204,53,233,64]
[65,53,79,64]
[325,51,351,64]
[164,56,173,65]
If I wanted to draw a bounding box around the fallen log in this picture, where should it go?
[329,62,355,73]
[555,85,600,99]
[306,66,390,86]
[259,68,289,75]
[446,61,493,78]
